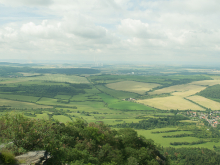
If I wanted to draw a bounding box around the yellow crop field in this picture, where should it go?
[20,72,41,76]
[187,95,220,110]
[210,76,220,80]
[149,84,203,95]
[36,74,89,83]
[106,81,160,95]
[0,74,89,84]
[137,96,205,110]
[190,80,220,86]
[171,86,206,97]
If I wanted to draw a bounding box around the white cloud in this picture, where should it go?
[0,0,53,7]
[0,0,219,63]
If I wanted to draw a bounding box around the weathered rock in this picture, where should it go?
[0,142,13,149]
[0,143,5,149]
[15,151,46,165]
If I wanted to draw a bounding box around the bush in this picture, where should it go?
[0,114,168,165]
[0,150,17,164]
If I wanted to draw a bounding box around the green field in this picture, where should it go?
[53,115,72,123]
[37,97,59,105]
[0,93,40,102]
[99,93,155,110]
[0,98,51,109]
[96,85,139,99]
[54,94,72,100]
[136,128,220,149]
[0,74,89,84]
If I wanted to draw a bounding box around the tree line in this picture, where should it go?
[113,115,192,130]
[0,84,88,98]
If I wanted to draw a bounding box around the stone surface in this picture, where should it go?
[0,143,5,149]
[15,151,46,165]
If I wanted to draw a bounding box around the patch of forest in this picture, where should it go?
[0,66,100,77]
[0,84,91,98]
[198,84,220,100]
[89,74,212,87]
[164,147,220,165]
[112,115,192,130]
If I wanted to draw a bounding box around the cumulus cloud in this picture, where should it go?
[0,0,53,7]
[0,0,219,63]
[118,18,166,39]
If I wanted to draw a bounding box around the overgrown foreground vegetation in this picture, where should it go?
[0,114,168,165]
[1,114,220,165]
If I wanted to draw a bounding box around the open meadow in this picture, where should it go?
[190,80,220,86]
[0,74,89,84]
[0,98,52,109]
[149,84,205,95]
[0,93,40,102]
[136,128,220,150]
[171,86,206,97]
[106,81,160,95]
[187,95,220,110]
[137,96,205,110]
[96,84,139,99]
[98,93,154,110]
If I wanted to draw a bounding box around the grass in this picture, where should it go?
[54,95,72,100]
[35,113,49,120]
[149,84,205,95]
[171,86,206,97]
[136,128,204,148]
[14,80,70,86]
[96,85,139,99]
[99,93,155,110]
[0,74,89,84]
[35,74,89,84]
[187,95,220,110]
[0,93,40,102]
[37,97,59,105]
[70,94,89,101]
[106,81,160,95]
[190,80,220,86]
[68,102,114,113]
[53,115,72,123]
[137,96,205,110]
[20,72,41,76]
[0,98,52,109]
[210,76,220,80]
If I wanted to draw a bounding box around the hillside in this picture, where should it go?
[0,114,168,165]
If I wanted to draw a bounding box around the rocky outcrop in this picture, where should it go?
[0,143,5,149]
[15,151,47,165]
[0,143,49,165]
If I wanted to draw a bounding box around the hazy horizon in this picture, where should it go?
[0,0,220,65]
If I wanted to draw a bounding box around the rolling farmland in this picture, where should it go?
[106,81,160,95]
[0,98,52,109]
[187,95,220,110]
[137,96,205,110]
[1,63,220,153]
[149,84,205,95]
[190,80,220,86]
[0,74,89,84]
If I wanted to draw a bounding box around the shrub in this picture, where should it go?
[0,150,17,164]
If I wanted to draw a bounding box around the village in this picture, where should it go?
[186,110,220,127]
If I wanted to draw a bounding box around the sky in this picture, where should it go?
[0,0,219,64]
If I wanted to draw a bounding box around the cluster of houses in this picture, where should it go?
[122,98,136,101]
[186,111,220,127]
